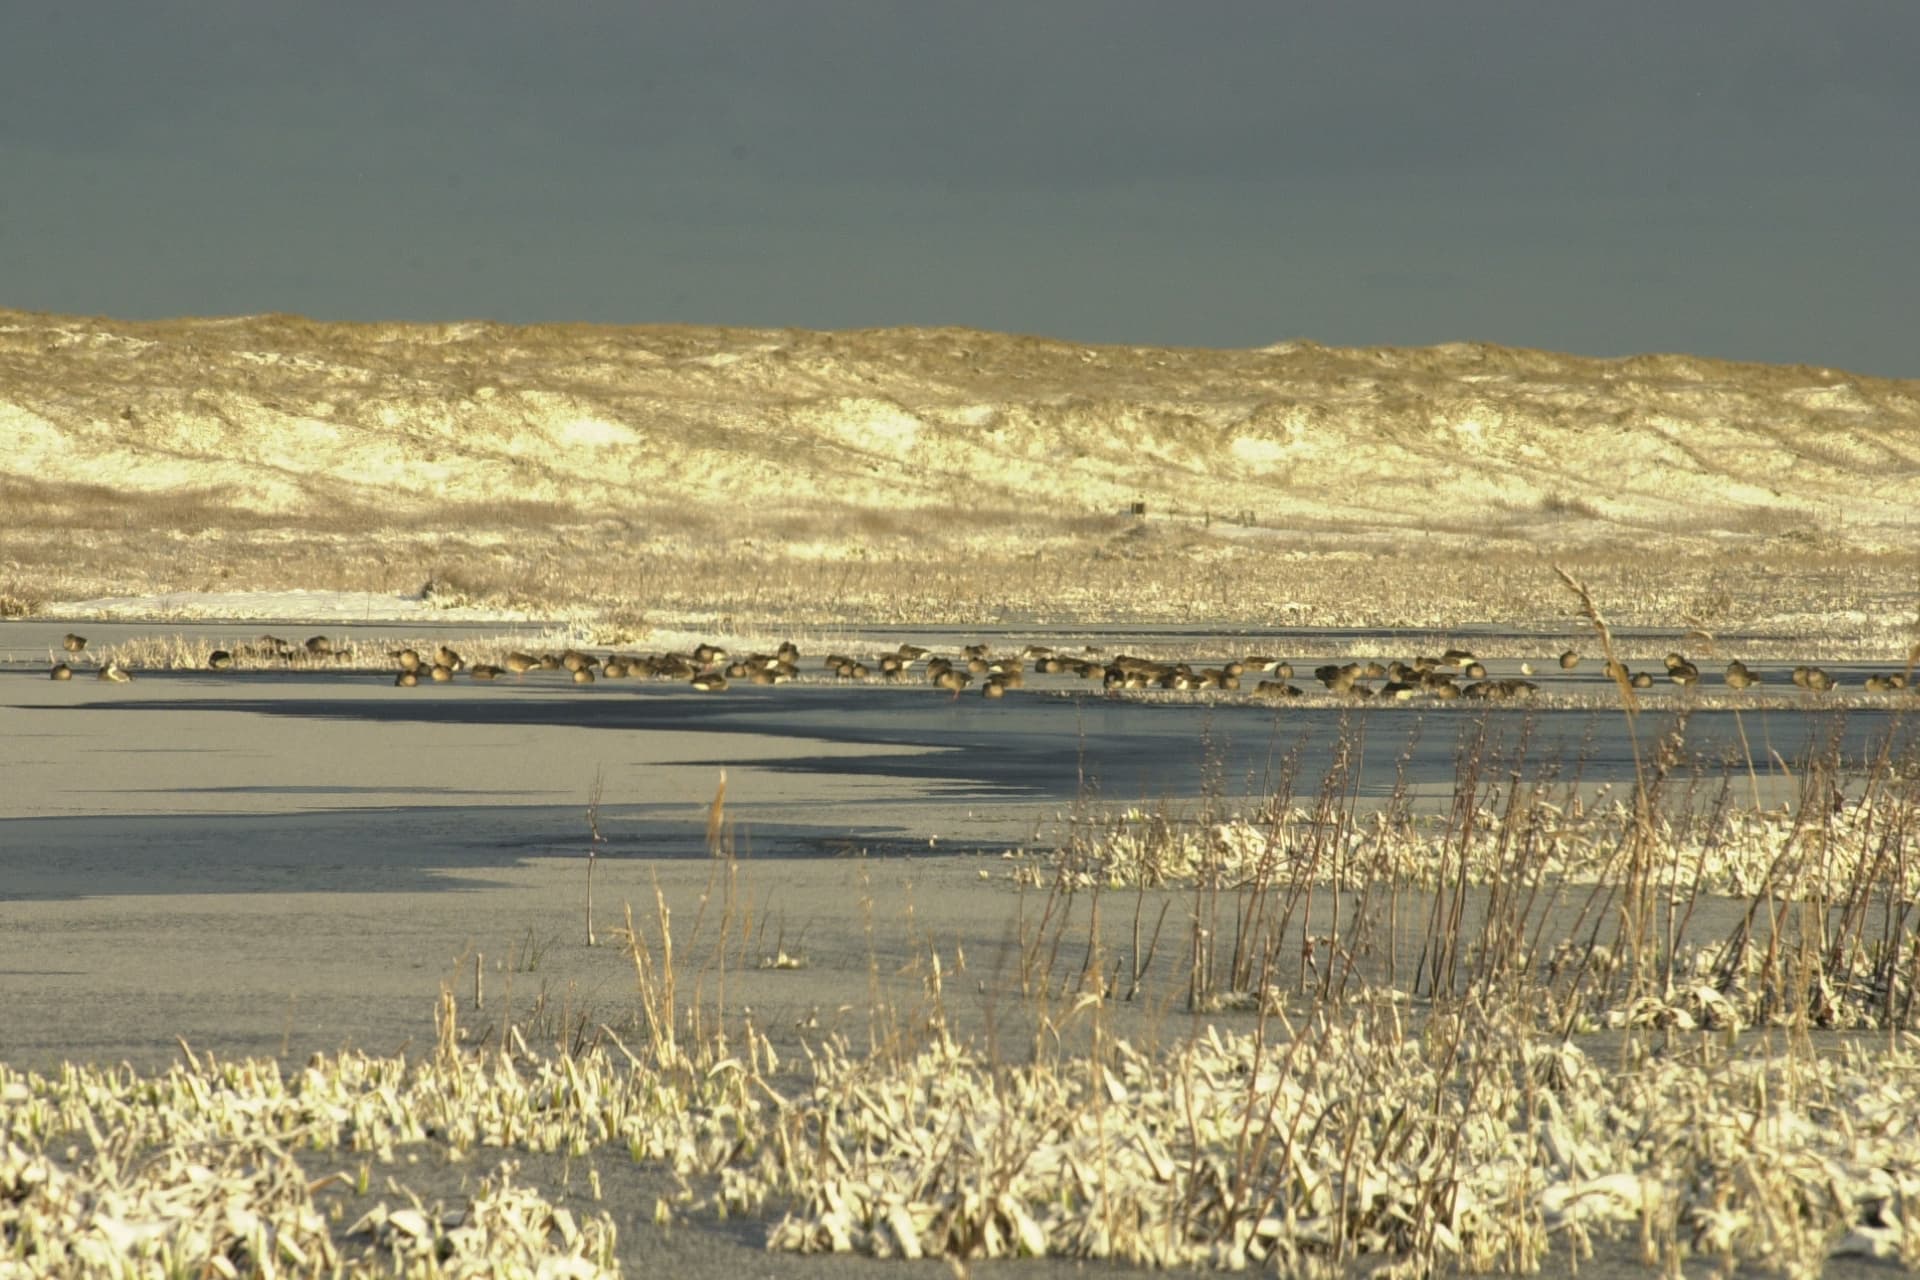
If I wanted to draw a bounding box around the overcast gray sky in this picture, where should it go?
[3,3,1914,374]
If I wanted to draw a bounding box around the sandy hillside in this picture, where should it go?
[2,308,1917,628]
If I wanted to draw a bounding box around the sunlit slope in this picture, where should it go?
[3,309,1915,548]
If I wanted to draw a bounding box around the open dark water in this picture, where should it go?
[4,663,1913,899]
[60,675,1916,799]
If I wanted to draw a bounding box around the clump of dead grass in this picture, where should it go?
[0,582,44,618]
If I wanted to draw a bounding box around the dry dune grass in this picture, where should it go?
[3,307,1918,630]
[6,518,1916,648]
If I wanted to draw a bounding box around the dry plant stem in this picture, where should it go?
[1555,564,1661,1008]
[584,768,605,947]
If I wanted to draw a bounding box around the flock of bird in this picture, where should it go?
[42,630,1915,704]
[47,633,128,683]
[380,639,1909,704]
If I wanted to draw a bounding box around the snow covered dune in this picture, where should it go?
[3,310,1914,549]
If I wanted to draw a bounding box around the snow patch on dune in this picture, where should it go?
[0,405,70,468]
[946,404,999,428]
[1229,436,1286,468]
[809,398,924,455]
[559,417,639,448]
